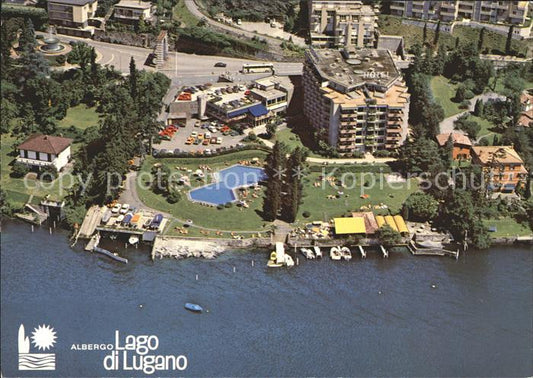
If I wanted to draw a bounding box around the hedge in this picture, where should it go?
[1,5,48,29]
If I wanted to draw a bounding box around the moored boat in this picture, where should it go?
[330,247,342,261]
[300,248,315,259]
[184,303,203,313]
[313,246,322,258]
[340,247,352,261]
[128,235,139,245]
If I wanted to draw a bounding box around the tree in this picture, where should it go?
[469,220,491,249]
[281,147,307,222]
[454,85,467,102]
[262,141,285,221]
[403,192,439,222]
[377,224,402,247]
[397,137,446,175]
[266,123,277,139]
[433,20,440,46]
[478,27,485,52]
[11,162,29,178]
[129,57,137,99]
[474,99,484,117]
[167,189,181,204]
[18,18,36,52]
[423,22,427,44]
[505,25,514,55]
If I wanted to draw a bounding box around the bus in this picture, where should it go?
[241,63,275,74]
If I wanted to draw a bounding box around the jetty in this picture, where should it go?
[408,241,459,259]
[93,246,128,263]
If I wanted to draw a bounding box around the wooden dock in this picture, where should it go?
[78,205,105,238]
[85,233,101,251]
[408,241,459,259]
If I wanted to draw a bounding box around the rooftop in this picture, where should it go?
[436,132,473,147]
[307,47,401,93]
[115,0,151,9]
[472,146,526,165]
[18,134,73,154]
[48,0,96,6]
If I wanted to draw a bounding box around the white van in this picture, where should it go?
[205,132,211,139]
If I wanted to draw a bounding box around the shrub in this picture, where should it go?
[39,165,58,181]
[11,162,29,178]
[224,202,233,208]
[217,204,224,209]
[167,190,181,204]
[302,211,311,218]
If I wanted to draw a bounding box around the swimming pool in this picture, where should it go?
[189,165,267,206]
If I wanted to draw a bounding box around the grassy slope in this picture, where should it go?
[172,0,199,27]
[483,217,532,238]
[430,76,461,118]
[378,15,531,56]
[57,104,101,130]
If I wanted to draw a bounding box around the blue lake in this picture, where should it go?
[189,165,266,205]
[1,220,532,377]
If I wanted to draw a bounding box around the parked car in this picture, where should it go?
[214,62,227,67]
[230,131,239,136]
[120,203,130,214]
[173,148,181,155]
[185,138,194,145]
[204,149,212,155]
[208,126,217,133]
[217,137,223,144]
[205,132,211,139]
[202,139,210,145]
[111,204,121,213]
[210,137,217,144]
[194,138,201,145]
[191,131,198,137]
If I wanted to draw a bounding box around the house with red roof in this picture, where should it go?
[17,134,73,171]
[436,132,472,160]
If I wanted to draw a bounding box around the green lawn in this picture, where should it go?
[296,172,419,225]
[483,217,532,238]
[136,150,271,231]
[58,104,101,130]
[173,0,199,27]
[469,115,499,144]
[1,135,72,209]
[431,76,462,118]
[275,128,321,158]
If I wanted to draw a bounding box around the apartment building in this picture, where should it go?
[390,1,530,26]
[47,0,98,28]
[308,0,378,48]
[471,146,528,193]
[302,47,410,155]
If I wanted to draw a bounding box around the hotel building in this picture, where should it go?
[47,0,98,28]
[303,46,410,155]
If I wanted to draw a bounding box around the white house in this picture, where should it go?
[17,134,73,171]
[113,0,153,22]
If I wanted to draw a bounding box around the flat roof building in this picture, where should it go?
[309,0,378,48]
[47,0,98,28]
[113,0,153,22]
[303,47,410,155]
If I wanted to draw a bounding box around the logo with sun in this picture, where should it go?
[18,323,57,370]
[31,324,57,351]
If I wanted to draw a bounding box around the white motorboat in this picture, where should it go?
[330,247,342,261]
[128,235,139,245]
[300,248,315,259]
[313,246,322,258]
[284,254,295,267]
[340,247,352,261]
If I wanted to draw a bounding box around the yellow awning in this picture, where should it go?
[375,215,385,228]
[334,217,366,235]
[384,215,398,232]
[393,215,409,234]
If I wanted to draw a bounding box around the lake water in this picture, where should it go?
[1,220,532,377]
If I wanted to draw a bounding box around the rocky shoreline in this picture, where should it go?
[151,236,272,260]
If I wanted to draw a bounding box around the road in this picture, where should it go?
[439,92,506,135]
[184,0,292,55]
[53,34,302,83]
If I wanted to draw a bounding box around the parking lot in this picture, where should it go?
[153,117,247,156]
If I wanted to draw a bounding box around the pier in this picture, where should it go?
[408,241,459,259]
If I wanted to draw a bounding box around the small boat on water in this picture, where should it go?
[341,247,352,261]
[128,235,139,245]
[267,251,284,268]
[184,303,203,313]
[300,248,315,259]
[330,247,342,261]
[313,246,322,258]
[284,254,295,267]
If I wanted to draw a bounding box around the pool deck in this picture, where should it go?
[188,164,266,206]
